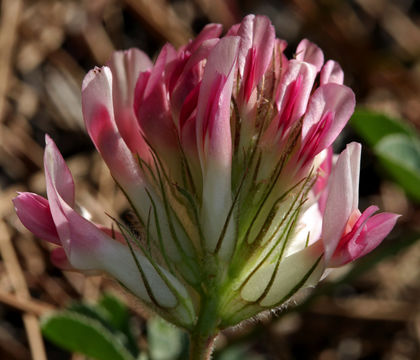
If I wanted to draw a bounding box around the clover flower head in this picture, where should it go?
[14,14,399,330]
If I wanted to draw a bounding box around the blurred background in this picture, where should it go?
[1,0,420,359]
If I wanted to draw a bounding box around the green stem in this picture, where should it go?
[189,333,217,360]
[189,294,220,359]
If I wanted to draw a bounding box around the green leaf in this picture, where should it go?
[375,134,420,201]
[350,108,413,146]
[67,303,113,331]
[98,294,140,357]
[350,108,420,202]
[42,311,136,360]
[65,300,139,358]
[147,317,185,360]
[98,294,131,330]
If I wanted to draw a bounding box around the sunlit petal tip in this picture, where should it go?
[320,60,344,85]
[82,66,144,189]
[296,39,324,72]
[44,135,75,207]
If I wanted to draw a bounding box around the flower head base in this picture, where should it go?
[14,15,398,331]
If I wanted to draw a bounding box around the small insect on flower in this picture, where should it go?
[14,14,398,333]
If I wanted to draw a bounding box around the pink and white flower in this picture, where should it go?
[14,14,398,329]
[14,136,195,328]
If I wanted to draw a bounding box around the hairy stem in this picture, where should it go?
[189,290,220,359]
[189,333,217,360]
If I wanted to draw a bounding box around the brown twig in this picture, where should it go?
[0,289,54,316]
[0,0,22,122]
[0,221,47,360]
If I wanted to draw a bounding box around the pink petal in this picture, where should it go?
[196,35,239,254]
[301,83,355,158]
[236,15,275,88]
[272,39,289,89]
[107,49,152,159]
[46,180,154,300]
[186,23,222,53]
[330,208,400,266]
[320,60,344,85]
[236,15,254,76]
[84,64,192,263]
[43,136,119,262]
[276,60,317,121]
[322,142,361,262]
[144,44,176,98]
[171,39,219,124]
[196,36,239,166]
[179,85,202,190]
[134,44,179,164]
[356,212,400,257]
[296,39,324,72]
[183,39,219,80]
[263,60,316,144]
[166,51,190,96]
[179,82,200,131]
[43,137,180,307]
[251,15,275,82]
[43,135,75,207]
[82,66,144,189]
[13,192,60,245]
[44,135,78,254]
[49,197,184,309]
[299,111,333,163]
[40,137,195,320]
[260,38,288,109]
[226,22,240,36]
[241,47,257,102]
